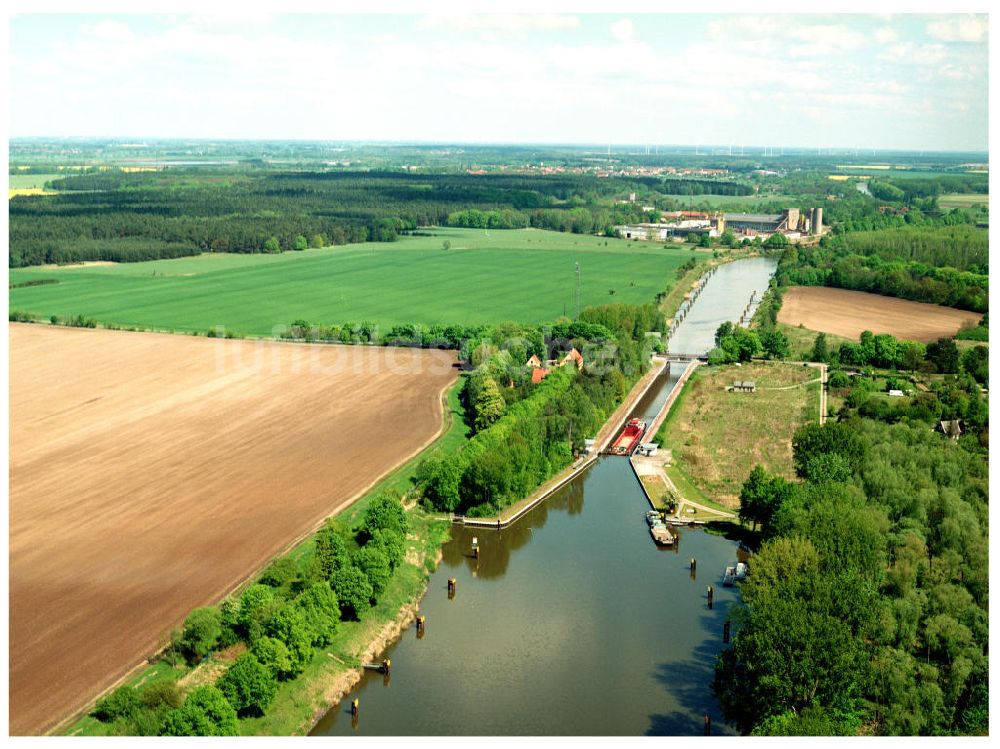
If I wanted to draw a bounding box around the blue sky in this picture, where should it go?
[8,12,989,150]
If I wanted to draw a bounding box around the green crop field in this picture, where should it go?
[8,173,60,189]
[9,228,691,335]
[938,193,990,208]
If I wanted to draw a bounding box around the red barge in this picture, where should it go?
[610,417,647,456]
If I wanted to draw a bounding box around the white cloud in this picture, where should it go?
[8,13,988,150]
[190,13,273,33]
[878,42,949,66]
[705,15,775,43]
[926,16,987,43]
[708,16,866,58]
[787,24,866,52]
[610,18,637,44]
[546,41,657,78]
[874,27,898,45]
[938,64,975,81]
[87,20,134,43]
[418,13,580,33]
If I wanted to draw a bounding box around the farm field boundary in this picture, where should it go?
[9,228,692,335]
[777,286,982,343]
[10,324,457,735]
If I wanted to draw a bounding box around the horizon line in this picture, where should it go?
[8,136,990,156]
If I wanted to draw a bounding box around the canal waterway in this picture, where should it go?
[311,256,777,736]
[667,255,778,356]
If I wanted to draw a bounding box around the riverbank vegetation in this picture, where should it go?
[419,303,665,516]
[71,493,451,737]
[716,247,988,734]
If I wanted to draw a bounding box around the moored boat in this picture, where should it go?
[650,523,675,546]
[612,418,647,455]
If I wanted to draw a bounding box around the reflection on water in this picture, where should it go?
[667,256,778,355]
[310,258,775,737]
[313,432,740,737]
[445,476,586,581]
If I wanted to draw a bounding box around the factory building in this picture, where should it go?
[616,207,822,243]
[723,207,823,238]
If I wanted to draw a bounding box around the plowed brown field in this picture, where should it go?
[777,286,982,342]
[8,324,456,735]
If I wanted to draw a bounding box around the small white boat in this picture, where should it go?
[723,565,737,586]
[735,562,748,580]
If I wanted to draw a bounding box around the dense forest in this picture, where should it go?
[716,415,988,736]
[776,242,988,313]
[9,169,747,267]
[820,225,988,274]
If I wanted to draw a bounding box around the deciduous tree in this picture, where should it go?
[160,686,238,736]
[217,654,277,717]
[331,566,374,621]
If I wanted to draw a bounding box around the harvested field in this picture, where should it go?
[8,323,457,735]
[778,286,982,343]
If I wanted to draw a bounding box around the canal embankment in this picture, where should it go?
[457,354,672,529]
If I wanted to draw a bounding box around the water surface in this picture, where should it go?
[667,256,777,355]
[311,257,776,736]
[312,456,740,736]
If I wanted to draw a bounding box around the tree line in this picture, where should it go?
[777,245,988,312]
[9,168,750,267]
[820,225,987,274]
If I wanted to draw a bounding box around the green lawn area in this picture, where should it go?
[10,228,690,336]
[657,362,819,507]
[638,473,672,510]
[776,321,853,360]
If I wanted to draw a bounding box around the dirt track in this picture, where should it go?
[8,324,456,735]
[778,286,982,343]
